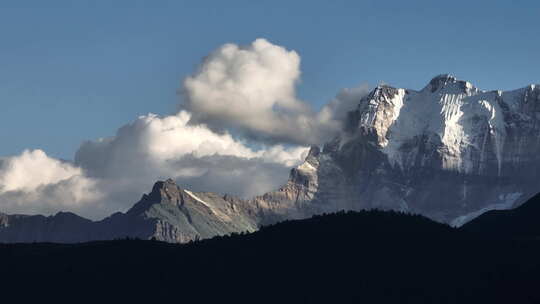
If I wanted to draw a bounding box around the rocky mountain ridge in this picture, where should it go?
[2,74,540,243]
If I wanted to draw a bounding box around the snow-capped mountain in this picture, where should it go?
[294,74,540,225]
[2,75,540,243]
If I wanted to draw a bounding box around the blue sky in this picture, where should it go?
[1,0,539,159]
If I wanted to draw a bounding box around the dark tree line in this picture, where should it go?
[1,208,540,303]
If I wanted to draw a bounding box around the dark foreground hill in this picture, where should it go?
[463,192,540,239]
[1,210,540,303]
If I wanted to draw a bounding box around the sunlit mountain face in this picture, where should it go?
[2,75,540,243]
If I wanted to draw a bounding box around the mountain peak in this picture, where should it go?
[432,73,457,82]
[307,145,320,158]
[424,74,475,93]
[152,178,177,190]
[364,84,401,104]
[127,178,183,215]
[149,178,181,202]
[147,178,179,198]
[50,212,92,225]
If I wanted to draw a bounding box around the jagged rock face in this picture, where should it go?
[0,179,258,243]
[295,75,540,224]
[2,75,539,243]
[131,179,258,242]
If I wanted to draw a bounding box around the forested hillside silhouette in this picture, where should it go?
[463,192,540,239]
[1,209,540,303]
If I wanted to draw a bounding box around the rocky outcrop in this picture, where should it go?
[0,179,259,243]
[293,75,540,224]
[244,75,540,226]
[2,75,540,243]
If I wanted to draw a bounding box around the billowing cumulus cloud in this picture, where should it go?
[74,111,308,209]
[0,149,83,192]
[182,38,368,145]
[0,113,308,219]
[75,111,307,180]
[0,38,367,220]
[0,111,308,219]
[0,150,102,216]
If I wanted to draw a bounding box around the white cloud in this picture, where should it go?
[0,149,83,192]
[182,38,368,145]
[0,113,308,220]
[318,84,371,124]
[0,38,367,220]
[0,150,102,216]
[72,111,306,218]
[75,110,307,180]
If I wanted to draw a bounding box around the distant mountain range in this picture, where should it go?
[0,179,258,243]
[2,74,540,243]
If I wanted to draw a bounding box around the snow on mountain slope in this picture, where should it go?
[2,75,540,243]
[363,75,508,174]
[309,74,540,224]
